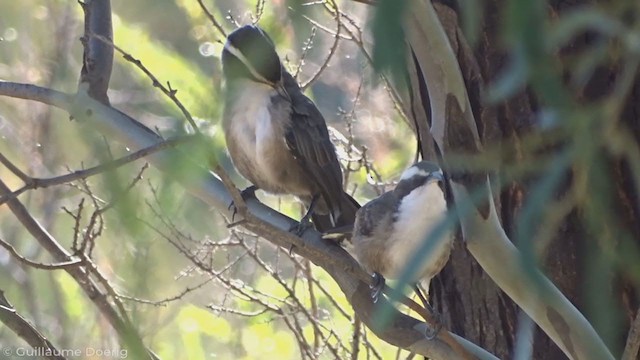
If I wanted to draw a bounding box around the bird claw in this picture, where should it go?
[412,285,443,339]
[288,216,313,237]
[424,313,443,340]
[286,217,313,255]
[227,186,258,221]
[370,272,385,303]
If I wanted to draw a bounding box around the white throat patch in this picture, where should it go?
[386,181,449,281]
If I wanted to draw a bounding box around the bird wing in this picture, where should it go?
[354,192,397,238]
[282,73,346,223]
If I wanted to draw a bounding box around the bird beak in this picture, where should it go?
[276,81,291,102]
[430,170,444,183]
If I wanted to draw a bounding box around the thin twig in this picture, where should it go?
[0,179,157,359]
[196,0,227,37]
[350,0,377,5]
[294,27,318,79]
[622,309,640,360]
[301,0,341,90]
[0,290,65,360]
[89,33,200,133]
[0,135,193,205]
[351,318,362,360]
[0,237,82,270]
[0,153,30,182]
[253,0,266,23]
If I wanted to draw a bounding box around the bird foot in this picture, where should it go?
[227,185,258,221]
[288,216,313,237]
[424,312,443,340]
[370,272,386,303]
[412,284,443,340]
[286,217,313,255]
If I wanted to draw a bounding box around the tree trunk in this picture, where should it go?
[430,1,640,358]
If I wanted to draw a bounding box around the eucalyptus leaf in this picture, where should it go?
[548,7,624,50]
[372,0,408,84]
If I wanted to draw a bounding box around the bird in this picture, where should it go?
[221,25,360,234]
[351,161,452,317]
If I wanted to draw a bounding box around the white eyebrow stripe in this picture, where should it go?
[399,166,429,181]
[224,41,273,84]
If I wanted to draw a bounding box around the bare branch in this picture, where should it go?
[0,82,72,107]
[89,34,200,133]
[351,318,362,360]
[196,0,227,38]
[0,135,194,205]
[294,27,318,79]
[0,291,65,360]
[0,177,156,360]
[0,237,82,270]
[622,309,640,360]
[0,153,31,183]
[119,278,213,307]
[79,0,113,104]
[351,0,376,5]
[301,0,341,90]
[0,81,494,359]
[253,0,266,23]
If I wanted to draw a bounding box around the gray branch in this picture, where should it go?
[0,290,65,360]
[79,0,113,104]
[0,174,155,359]
[0,80,499,360]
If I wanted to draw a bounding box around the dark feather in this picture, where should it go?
[282,72,359,229]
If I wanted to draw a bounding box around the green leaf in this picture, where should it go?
[372,0,408,83]
[457,0,483,47]
[548,7,624,50]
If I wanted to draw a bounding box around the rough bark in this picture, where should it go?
[430,1,640,359]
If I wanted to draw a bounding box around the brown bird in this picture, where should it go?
[221,25,359,233]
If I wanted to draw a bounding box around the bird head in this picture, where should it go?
[395,161,444,197]
[222,25,283,88]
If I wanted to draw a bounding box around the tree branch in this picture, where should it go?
[88,33,200,133]
[195,0,227,38]
[0,290,65,360]
[622,309,640,360]
[0,80,498,360]
[0,237,82,270]
[0,174,156,359]
[0,135,194,205]
[79,0,113,105]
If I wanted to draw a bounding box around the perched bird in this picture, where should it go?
[352,161,452,308]
[221,25,359,233]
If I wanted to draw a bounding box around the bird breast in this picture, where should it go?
[386,182,451,282]
[223,81,302,194]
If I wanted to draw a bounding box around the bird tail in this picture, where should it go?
[312,192,360,238]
